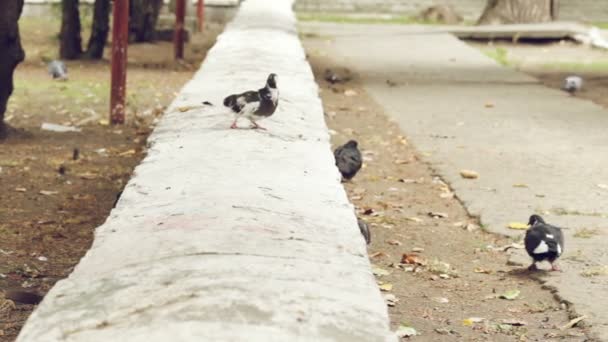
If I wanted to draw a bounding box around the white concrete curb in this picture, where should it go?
[17,0,395,341]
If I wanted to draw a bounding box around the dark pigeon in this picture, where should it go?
[223,73,278,130]
[48,60,68,80]
[4,290,43,305]
[334,140,362,181]
[562,75,582,95]
[524,214,564,271]
[357,217,371,245]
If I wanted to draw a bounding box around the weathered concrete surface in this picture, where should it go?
[302,22,608,340]
[17,4,395,342]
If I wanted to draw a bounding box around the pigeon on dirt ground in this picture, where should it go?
[48,60,68,80]
[223,73,279,130]
[562,75,582,95]
[357,217,371,245]
[3,290,43,305]
[524,214,564,272]
[334,140,362,181]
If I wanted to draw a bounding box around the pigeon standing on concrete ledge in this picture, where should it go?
[562,75,582,95]
[48,60,68,80]
[357,217,371,245]
[334,140,362,181]
[524,214,564,271]
[223,73,279,130]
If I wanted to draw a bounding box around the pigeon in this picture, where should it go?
[3,290,43,305]
[334,140,362,181]
[223,73,278,130]
[524,214,564,271]
[562,75,582,95]
[48,60,68,80]
[357,217,371,245]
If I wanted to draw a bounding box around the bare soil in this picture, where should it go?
[0,19,221,341]
[308,53,593,341]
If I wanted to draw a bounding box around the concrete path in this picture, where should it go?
[16,4,395,341]
[302,22,608,340]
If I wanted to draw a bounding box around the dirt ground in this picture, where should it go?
[0,19,221,341]
[307,52,594,340]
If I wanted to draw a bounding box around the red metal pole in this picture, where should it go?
[110,0,129,124]
[174,0,186,60]
[196,0,205,33]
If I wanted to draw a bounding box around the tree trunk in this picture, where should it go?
[477,0,557,25]
[129,0,164,42]
[0,0,25,137]
[85,0,110,59]
[60,0,82,59]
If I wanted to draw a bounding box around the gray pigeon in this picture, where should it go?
[357,217,371,245]
[562,75,582,95]
[334,140,362,181]
[524,215,564,271]
[48,60,68,80]
[223,73,278,130]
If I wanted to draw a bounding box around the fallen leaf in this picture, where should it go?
[507,222,528,230]
[560,315,586,330]
[597,184,608,190]
[513,183,528,188]
[485,103,494,108]
[463,317,484,326]
[14,187,27,192]
[474,267,492,274]
[500,319,527,326]
[499,289,520,300]
[39,190,59,196]
[460,170,479,179]
[370,251,389,259]
[428,212,448,219]
[362,208,374,215]
[372,265,391,277]
[344,89,357,97]
[432,297,449,304]
[378,282,393,292]
[406,217,423,223]
[118,149,136,156]
[384,294,399,307]
[401,253,426,266]
[98,119,110,126]
[580,265,608,277]
[396,325,418,338]
[387,239,402,246]
[78,172,99,180]
[394,159,410,165]
[412,247,424,253]
[177,106,197,112]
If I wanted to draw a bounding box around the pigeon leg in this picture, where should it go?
[527,262,538,271]
[230,118,238,129]
[249,119,266,130]
[550,262,562,272]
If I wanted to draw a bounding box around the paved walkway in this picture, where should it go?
[302,22,608,340]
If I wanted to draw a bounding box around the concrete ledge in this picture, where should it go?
[17,0,395,341]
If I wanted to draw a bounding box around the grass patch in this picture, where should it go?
[592,22,608,29]
[573,228,599,239]
[482,47,511,66]
[297,13,439,25]
[539,61,608,73]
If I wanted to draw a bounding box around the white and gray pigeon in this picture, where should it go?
[48,60,68,80]
[524,214,564,271]
[223,73,278,130]
[334,140,362,181]
[357,217,371,245]
[562,75,582,95]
